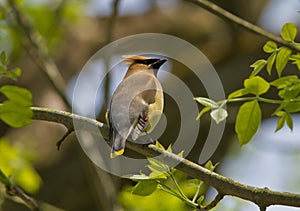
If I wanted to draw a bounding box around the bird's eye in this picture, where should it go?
[135,59,147,65]
[135,59,159,65]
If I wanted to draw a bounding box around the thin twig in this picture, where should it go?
[106,0,120,44]
[6,185,40,211]
[203,193,224,210]
[101,0,121,117]
[30,106,300,209]
[56,129,74,150]
[186,0,300,53]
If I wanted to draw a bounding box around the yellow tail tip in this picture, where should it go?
[110,149,124,158]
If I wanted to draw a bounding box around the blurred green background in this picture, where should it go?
[1,0,300,210]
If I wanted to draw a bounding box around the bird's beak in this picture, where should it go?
[151,59,167,69]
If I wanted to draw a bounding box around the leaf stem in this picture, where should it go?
[192,181,202,203]
[221,96,298,105]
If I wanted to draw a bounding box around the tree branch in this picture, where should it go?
[185,0,300,53]
[31,107,300,209]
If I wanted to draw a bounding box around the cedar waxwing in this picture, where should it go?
[108,55,166,158]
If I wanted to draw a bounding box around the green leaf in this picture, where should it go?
[0,169,11,186]
[196,106,211,120]
[278,84,300,99]
[270,75,299,88]
[131,180,158,196]
[155,141,165,150]
[263,41,277,53]
[166,145,172,153]
[0,138,42,194]
[267,52,277,75]
[2,68,22,81]
[235,100,262,146]
[228,89,248,99]
[0,51,8,66]
[194,97,219,108]
[275,115,285,132]
[148,158,169,174]
[0,101,32,127]
[274,111,293,131]
[210,108,228,124]
[276,47,292,77]
[286,112,293,130]
[281,22,297,41]
[244,76,270,95]
[177,150,184,158]
[0,85,32,106]
[250,59,267,76]
[290,53,300,70]
[284,101,300,113]
[197,195,205,204]
[204,161,219,172]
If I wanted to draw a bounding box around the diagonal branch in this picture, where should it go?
[31,106,300,209]
[5,0,69,106]
[186,0,300,53]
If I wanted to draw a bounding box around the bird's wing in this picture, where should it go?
[131,115,149,141]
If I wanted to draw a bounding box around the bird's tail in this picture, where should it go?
[110,133,126,158]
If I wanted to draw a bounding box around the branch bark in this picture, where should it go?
[185,0,300,53]
[31,107,300,209]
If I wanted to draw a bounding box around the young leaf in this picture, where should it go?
[275,115,285,132]
[0,101,32,127]
[250,59,267,76]
[148,158,169,173]
[228,89,248,99]
[204,160,219,172]
[284,101,300,113]
[131,180,158,196]
[286,112,293,130]
[276,47,292,77]
[194,97,219,109]
[274,111,293,131]
[235,100,262,146]
[281,22,297,42]
[267,52,276,75]
[0,51,8,66]
[155,141,165,150]
[0,85,32,106]
[290,53,300,70]
[244,76,270,95]
[270,75,299,88]
[196,106,211,120]
[263,41,277,53]
[167,145,172,153]
[197,195,205,205]
[2,68,22,81]
[177,150,184,158]
[278,84,300,99]
[210,108,228,124]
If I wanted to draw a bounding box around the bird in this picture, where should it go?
[107,55,166,158]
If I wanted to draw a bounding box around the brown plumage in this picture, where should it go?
[108,55,166,158]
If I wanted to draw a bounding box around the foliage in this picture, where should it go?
[0,138,42,194]
[0,51,41,202]
[195,22,300,146]
[0,0,85,57]
[121,142,219,210]
[0,51,32,128]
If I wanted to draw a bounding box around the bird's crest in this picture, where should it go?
[122,55,150,66]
